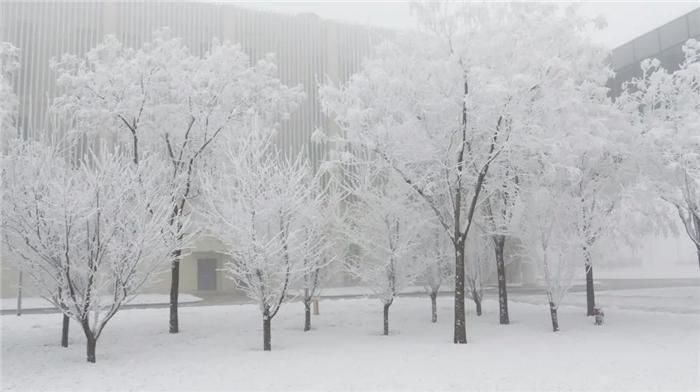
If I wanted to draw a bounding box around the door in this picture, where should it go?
[197,258,218,291]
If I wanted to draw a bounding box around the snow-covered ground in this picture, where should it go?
[315,285,444,298]
[2,291,698,391]
[596,262,699,279]
[512,286,700,314]
[0,294,202,311]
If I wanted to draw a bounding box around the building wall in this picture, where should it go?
[609,7,700,96]
[604,7,700,274]
[0,1,383,298]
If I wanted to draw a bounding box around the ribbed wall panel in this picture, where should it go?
[1,1,382,170]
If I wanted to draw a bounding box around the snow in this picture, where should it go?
[1,294,202,311]
[597,262,699,279]
[316,285,440,298]
[512,286,700,314]
[2,293,698,391]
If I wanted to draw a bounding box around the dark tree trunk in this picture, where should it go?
[80,322,98,363]
[454,239,467,344]
[86,335,97,363]
[61,314,69,348]
[263,309,271,351]
[303,299,311,332]
[383,302,391,336]
[549,301,559,332]
[494,235,509,324]
[453,242,467,344]
[694,214,699,270]
[16,270,22,316]
[430,291,437,323]
[585,263,595,317]
[169,251,181,334]
[132,132,139,164]
[472,291,482,316]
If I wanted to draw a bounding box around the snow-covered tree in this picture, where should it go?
[570,142,631,316]
[321,3,610,343]
[50,29,304,333]
[0,42,19,142]
[480,162,523,324]
[619,39,700,270]
[520,183,582,332]
[515,70,615,330]
[0,42,22,315]
[417,226,452,323]
[464,227,495,317]
[544,62,631,316]
[341,165,428,336]
[294,185,341,332]
[200,128,321,351]
[1,140,182,362]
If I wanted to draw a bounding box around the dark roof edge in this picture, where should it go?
[613,6,700,50]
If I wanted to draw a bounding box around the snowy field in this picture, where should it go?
[515,286,700,314]
[2,293,699,391]
[1,294,202,311]
[596,262,700,279]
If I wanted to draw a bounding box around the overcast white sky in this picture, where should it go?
[233,1,699,48]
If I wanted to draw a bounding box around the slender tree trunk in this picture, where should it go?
[303,298,311,332]
[472,290,482,316]
[585,262,595,317]
[494,235,509,324]
[263,308,271,351]
[16,270,22,316]
[549,301,559,332]
[383,302,391,336]
[169,250,181,333]
[86,335,97,363]
[132,132,139,165]
[430,290,438,323]
[693,214,699,271]
[454,240,467,344]
[61,314,69,348]
[81,322,97,363]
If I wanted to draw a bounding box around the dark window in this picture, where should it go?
[197,258,218,291]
